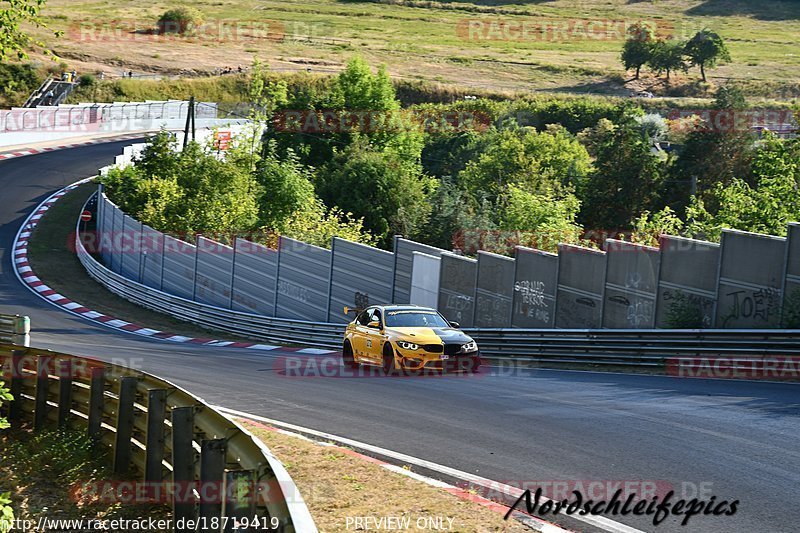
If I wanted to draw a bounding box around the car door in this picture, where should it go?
[350,308,373,361]
[364,308,386,363]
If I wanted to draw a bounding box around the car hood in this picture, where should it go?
[388,327,473,344]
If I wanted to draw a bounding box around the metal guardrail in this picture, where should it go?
[74,193,800,370]
[466,328,800,368]
[0,313,30,346]
[0,343,317,532]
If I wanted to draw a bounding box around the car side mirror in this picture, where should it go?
[367,320,381,329]
[449,321,460,329]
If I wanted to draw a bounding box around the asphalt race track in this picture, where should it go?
[2,143,799,533]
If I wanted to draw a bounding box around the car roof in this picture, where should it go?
[377,304,438,313]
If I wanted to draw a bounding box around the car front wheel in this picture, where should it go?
[382,345,397,375]
[342,341,357,369]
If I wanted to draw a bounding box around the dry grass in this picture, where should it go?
[25,0,800,99]
[241,420,531,532]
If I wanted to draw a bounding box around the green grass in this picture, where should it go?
[0,428,171,529]
[29,0,800,99]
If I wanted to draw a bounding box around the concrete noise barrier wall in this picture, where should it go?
[602,240,660,329]
[98,192,113,267]
[410,252,441,309]
[231,238,278,316]
[555,244,607,329]
[194,236,234,309]
[110,202,125,274]
[139,225,164,290]
[512,246,558,328]
[716,229,786,328]
[438,253,478,327]
[275,236,331,322]
[91,142,800,332]
[119,214,143,283]
[328,238,395,323]
[161,235,197,301]
[785,223,800,326]
[473,251,515,328]
[392,237,447,304]
[656,236,720,328]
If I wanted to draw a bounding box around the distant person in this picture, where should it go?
[61,72,69,81]
[128,70,134,78]
[45,89,55,105]
[71,70,77,82]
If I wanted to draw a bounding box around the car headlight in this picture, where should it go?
[460,341,478,353]
[397,341,419,350]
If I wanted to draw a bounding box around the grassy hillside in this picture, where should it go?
[24,0,800,99]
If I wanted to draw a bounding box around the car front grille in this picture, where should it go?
[443,343,462,355]
[423,344,444,353]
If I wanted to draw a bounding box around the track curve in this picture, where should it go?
[2,143,799,533]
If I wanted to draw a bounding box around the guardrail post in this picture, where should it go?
[34,355,51,430]
[9,349,26,422]
[223,470,256,532]
[88,366,105,439]
[199,438,227,529]
[172,406,197,532]
[13,315,30,335]
[12,316,31,345]
[57,359,73,427]
[113,377,138,474]
[145,389,168,482]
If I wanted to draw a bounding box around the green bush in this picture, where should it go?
[0,63,42,107]
[157,7,204,34]
[0,381,13,533]
[664,291,708,329]
[783,289,800,329]
[78,73,95,87]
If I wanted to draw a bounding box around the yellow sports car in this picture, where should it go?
[342,304,482,374]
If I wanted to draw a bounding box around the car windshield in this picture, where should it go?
[384,310,450,328]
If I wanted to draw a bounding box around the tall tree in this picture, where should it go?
[621,23,656,79]
[580,121,665,232]
[264,57,422,168]
[457,125,592,203]
[316,140,436,246]
[684,29,730,82]
[1,0,59,60]
[668,86,754,212]
[648,40,688,81]
[685,132,800,241]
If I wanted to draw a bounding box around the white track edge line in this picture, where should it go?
[214,406,646,533]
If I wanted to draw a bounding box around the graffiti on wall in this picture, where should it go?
[721,286,781,327]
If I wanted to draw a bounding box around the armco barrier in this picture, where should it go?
[0,343,317,532]
[75,194,800,369]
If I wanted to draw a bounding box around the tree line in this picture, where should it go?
[622,24,730,82]
[102,58,800,260]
